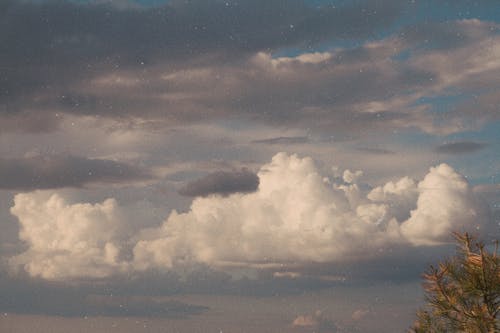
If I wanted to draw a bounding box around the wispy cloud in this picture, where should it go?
[251,136,310,145]
[435,141,488,154]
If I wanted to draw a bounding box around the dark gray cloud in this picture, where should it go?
[356,147,396,155]
[178,169,259,197]
[0,155,150,190]
[252,136,309,145]
[435,141,488,154]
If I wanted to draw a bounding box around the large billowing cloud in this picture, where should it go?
[134,153,490,268]
[9,153,493,280]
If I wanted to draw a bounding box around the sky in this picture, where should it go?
[0,0,499,332]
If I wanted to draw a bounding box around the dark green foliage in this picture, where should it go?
[411,233,500,333]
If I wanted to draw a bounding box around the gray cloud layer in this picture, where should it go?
[1,0,401,119]
[178,169,259,197]
[1,0,498,141]
[0,155,149,190]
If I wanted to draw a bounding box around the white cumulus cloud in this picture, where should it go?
[9,192,132,279]
[132,153,490,270]
[401,164,488,245]
[8,153,493,280]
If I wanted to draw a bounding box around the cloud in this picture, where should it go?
[273,271,302,279]
[5,2,499,139]
[435,141,488,154]
[251,136,310,145]
[0,1,500,137]
[178,169,259,197]
[292,313,318,327]
[292,310,338,332]
[367,176,418,223]
[342,169,363,184]
[400,163,490,245]
[0,0,402,127]
[134,153,491,270]
[50,18,497,136]
[9,153,493,280]
[356,147,395,155]
[0,154,150,190]
[351,309,370,321]
[9,192,134,279]
[0,111,62,133]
